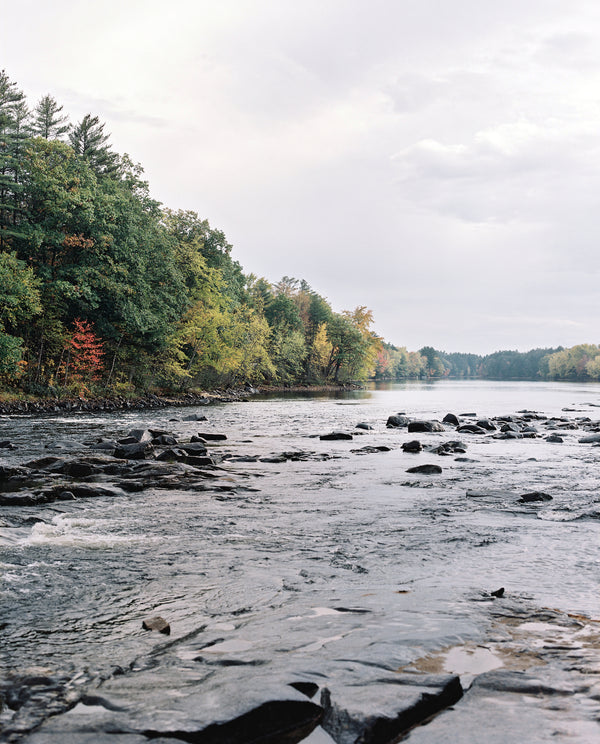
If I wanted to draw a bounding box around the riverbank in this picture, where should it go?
[0,390,247,415]
[0,383,363,416]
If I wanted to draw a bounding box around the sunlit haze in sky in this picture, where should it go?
[3,0,600,354]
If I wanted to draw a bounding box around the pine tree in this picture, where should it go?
[69,113,118,176]
[0,70,28,249]
[31,94,69,140]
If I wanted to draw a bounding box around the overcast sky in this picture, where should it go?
[3,0,600,354]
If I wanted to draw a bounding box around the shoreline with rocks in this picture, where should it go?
[0,383,363,416]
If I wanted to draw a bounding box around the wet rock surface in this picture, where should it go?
[2,384,600,742]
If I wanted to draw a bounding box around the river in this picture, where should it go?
[1,380,599,742]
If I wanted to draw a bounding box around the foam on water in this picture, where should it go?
[24,514,147,548]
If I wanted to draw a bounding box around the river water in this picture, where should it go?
[1,380,599,741]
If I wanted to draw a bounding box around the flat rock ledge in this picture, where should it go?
[12,669,462,744]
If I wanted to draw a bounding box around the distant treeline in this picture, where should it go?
[374,344,600,381]
[0,70,381,396]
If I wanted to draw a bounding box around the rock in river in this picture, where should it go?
[113,442,155,460]
[408,420,445,433]
[457,424,487,434]
[406,464,443,474]
[142,616,170,635]
[386,414,410,428]
[402,440,423,453]
[321,673,462,744]
[578,432,600,443]
[519,491,552,502]
[443,413,460,426]
[320,432,353,441]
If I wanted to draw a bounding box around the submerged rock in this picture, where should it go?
[457,424,487,434]
[351,445,391,454]
[320,432,353,441]
[493,431,523,440]
[142,616,170,635]
[578,432,600,443]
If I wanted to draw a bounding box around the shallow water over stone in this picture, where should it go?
[1,380,599,742]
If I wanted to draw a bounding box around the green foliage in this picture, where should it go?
[69,114,118,176]
[0,70,29,249]
[0,250,41,379]
[374,343,426,379]
[31,94,69,140]
[544,345,600,380]
[0,70,388,394]
[479,348,560,380]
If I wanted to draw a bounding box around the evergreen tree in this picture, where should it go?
[0,70,28,249]
[31,94,69,140]
[69,113,118,176]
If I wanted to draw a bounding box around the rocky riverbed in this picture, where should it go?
[1,381,599,742]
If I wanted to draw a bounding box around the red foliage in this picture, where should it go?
[67,318,104,383]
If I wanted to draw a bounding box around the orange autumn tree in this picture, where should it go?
[62,318,104,391]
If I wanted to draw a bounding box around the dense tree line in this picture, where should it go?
[0,71,381,395]
[374,344,600,382]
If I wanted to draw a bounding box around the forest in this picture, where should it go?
[1,69,597,398]
[0,70,382,396]
[374,344,600,382]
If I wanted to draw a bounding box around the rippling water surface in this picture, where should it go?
[1,380,600,736]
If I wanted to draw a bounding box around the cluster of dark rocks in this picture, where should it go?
[0,426,233,507]
[386,408,600,444]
